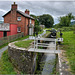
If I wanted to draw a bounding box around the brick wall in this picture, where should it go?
[10,24,17,35]
[0,24,17,38]
[0,31,3,38]
[7,24,17,36]
[4,12,11,23]
[31,19,35,26]
[17,13,25,35]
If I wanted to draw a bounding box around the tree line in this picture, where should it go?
[54,13,74,28]
[30,14,54,33]
[31,13,74,33]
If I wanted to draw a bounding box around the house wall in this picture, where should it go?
[0,31,3,38]
[31,19,35,26]
[7,24,17,36]
[31,19,35,32]
[0,24,17,38]
[17,13,25,35]
[10,24,17,35]
[10,8,17,24]
[3,11,35,36]
[25,17,29,35]
[7,31,11,36]
[4,12,11,23]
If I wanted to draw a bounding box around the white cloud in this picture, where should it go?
[0,9,7,13]
[0,1,75,24]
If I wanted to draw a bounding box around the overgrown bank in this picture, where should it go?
[0,50,17,74]
[60,31,75,74]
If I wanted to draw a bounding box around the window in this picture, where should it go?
[30,19,31,24]
[17,27,21,32]
[17,16,21,21]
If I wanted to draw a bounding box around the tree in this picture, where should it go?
[67,13,74,21]
[30,14,37,19]
[30,14,39,26]
[30,14,42,33]
[58,13,74,27]
[54,23,60,28]
[38,14,54,28]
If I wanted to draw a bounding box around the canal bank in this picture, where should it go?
[8,30,60,74]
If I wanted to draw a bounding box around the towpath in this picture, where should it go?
[0,46,8,58]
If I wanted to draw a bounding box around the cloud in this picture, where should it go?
[0,1,75,24]
[0,9,7,13]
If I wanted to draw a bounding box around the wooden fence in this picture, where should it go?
[0,32,24,46]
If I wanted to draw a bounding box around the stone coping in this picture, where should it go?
[8,40,33,51]
[8,32,50,51]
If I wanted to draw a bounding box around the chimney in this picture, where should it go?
[11,2,17,10]
[10,2,17,24]
[25,9,30,15]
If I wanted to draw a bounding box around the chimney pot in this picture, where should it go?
[14,2,15,4]
[11,2,17,10]
[25,9,30,15]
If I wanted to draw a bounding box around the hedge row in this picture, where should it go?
[60,27,75,32]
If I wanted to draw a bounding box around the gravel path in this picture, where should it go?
[0,46,8,58]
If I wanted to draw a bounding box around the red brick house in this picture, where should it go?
[0,2,35,38]
[0,23,17,38]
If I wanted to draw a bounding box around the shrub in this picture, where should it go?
[60,27,75,32]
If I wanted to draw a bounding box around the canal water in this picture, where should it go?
[35,41,56,75]
[41,53,56,75]
[34,32,57,75]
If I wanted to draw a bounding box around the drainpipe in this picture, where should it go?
[24,17,26,36]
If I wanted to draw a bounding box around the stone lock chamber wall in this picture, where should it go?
[8,32,50,74]
[8,42,36,74]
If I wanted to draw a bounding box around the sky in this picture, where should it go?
[0,0,75,24]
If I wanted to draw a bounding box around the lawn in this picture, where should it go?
[0,50,17,74]
[60,31,75,74]
[15,40,33,48]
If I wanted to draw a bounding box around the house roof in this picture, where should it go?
[2,10,11,17]
[2,10,35,20]
[17,10,34,20]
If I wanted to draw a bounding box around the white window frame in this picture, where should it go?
[17,27,21,32]
[30,19,31,24]
[17,16,21,21]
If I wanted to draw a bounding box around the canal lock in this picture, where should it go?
[34,35,59,75]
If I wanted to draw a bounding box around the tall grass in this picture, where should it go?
[61,31,75,74]
[0,50,17,74]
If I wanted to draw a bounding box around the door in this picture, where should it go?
[3,31,7,37]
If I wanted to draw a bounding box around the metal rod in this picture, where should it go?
[34,36,36,51]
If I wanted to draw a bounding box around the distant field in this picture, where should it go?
[60,31,75,74]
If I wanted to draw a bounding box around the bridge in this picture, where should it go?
[28,37,62,54]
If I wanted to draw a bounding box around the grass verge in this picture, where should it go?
[0,50,17,74]
[15,40,33,48]
[0,35,29,49]
[60,31,75,74]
